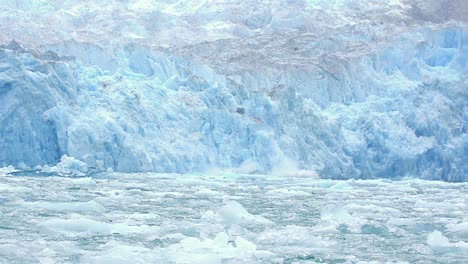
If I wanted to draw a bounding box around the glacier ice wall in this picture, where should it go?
[0,0,467,181]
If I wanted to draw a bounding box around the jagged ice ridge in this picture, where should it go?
[0,0,466,181]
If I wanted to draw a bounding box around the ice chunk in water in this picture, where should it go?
[447,222,468,237]
[0,165,17,175]
[27,200,105,213]
[203,201,272,225]
[265,188,312,196]
[427,230,468,250]
[56,155,88,177]
[167,232,268,263]
[316,205,364,233]
[81,245,166,264]
[320,206,353,223]
[39,217,112,234]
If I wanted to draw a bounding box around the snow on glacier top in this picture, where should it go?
[0,0,465,78]
[0,0,465,56]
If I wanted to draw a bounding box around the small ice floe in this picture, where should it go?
[40,165,55,173]
[55,155,89,177]
[447,222,468,237]
[320,206,354,223]
[427,230,468,251]
[193,187,221,197]
[26,200,106,213]
[414,200,443,209]
[38,216,156,236]
[0,183,30,192]
[353,261,409,264]
[329,181,353,190]
[70,177,97,187]
[387,217,417,227]
[257,225,335,250]
[178,232,255,253]
[80,244,166,264]
[38,217,113,235]
[345,204,400,214]
[16,162,30,170]
[0,165,18,175]
[313,205,364,233]
[166,232,274,263]
[265,188,312,197]
[161,233,187,242]
[202,201,272,225]
[150,191,185,198]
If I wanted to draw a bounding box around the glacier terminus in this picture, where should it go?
[0,0,466,181]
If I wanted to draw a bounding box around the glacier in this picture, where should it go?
[0,0,467,181]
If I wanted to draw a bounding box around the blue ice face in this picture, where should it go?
[0,27,466,181]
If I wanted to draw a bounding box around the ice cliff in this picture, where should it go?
[0,0,466,181]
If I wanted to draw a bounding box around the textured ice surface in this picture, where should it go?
[0,0,467,181]
[1,172,467,263]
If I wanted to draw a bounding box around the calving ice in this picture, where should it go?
[0,0,467,181]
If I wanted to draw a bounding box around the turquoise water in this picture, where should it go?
[0,173,467,263]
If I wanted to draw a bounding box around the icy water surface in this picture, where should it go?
[0,172,467,263]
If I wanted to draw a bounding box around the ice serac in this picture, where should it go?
[0,42,76,167]
[0,0,466,181]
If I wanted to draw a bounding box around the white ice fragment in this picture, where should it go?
[0,183,30,192]
[329,182,353,190]
[38,257,55,264]
[71,177,97,187]
[39,218,112,234]
[95,160,105,171]
[162,233,187,241]
[315,205,364,233]
[27,200,105,213]
[41,165,55,173]
[427,230,468,249]
[38,217,155,235]
[345,204,400,214]
[194,187,221,197]
[167,232,265,263]
[447,222,468,237]
[265,188,312,196]
[387,217,417,226]
[17,162,30,170]
[202,201,272,225]
[320,206,353,223]
[38,248,56,264]
[257,225,335,248]
[81,244,165,264]
[427,230,451,248]
[56,155,88,176]
[0,165,17,175]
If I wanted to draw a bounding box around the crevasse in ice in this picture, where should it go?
[0,0,466,181]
